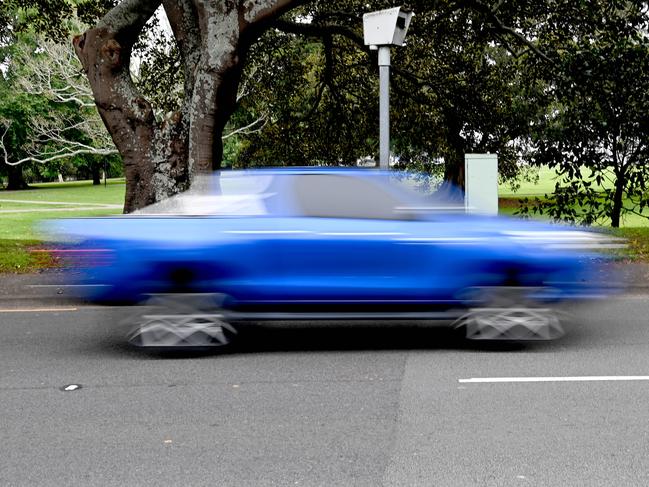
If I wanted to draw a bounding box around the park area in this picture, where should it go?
[2,168,649,273]
[0,179,124,272]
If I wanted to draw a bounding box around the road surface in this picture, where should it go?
[0,295,648,486]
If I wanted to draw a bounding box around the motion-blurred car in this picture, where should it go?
[44,168,620,349]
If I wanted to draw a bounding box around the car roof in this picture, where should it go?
[221,166,388,177]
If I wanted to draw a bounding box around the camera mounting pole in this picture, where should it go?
[363,7,414,170]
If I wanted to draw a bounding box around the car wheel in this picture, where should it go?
[454,287,565,341]
[125,293,237,350]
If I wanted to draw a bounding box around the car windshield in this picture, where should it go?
[134,173,276,216]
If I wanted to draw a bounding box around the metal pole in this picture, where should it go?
[378,46,391,170]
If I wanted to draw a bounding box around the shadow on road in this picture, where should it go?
[71,304,600,359]
[107,322,582,359]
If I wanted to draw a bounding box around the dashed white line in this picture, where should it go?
[0,308,78,313]
[459,376,649,383]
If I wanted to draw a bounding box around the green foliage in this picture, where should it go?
[132,12,185,117]
[225,0,539,190]
[0,6,121,187]
[519,0,649,227]
[4,0,649,230]
[233,30,378,167]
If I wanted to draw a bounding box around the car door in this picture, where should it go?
[275,173,438,303]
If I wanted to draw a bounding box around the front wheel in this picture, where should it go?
[453,287,565,341]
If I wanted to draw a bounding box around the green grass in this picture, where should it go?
[607,227,649,261]
[499,166,561,196]
[0,201,70,210]
[0,179,125,272]
[0,239,39,273]
[498,168,649,260]
[0,239,64,273]
[0,179,125,205]
[0,208,121,241]
[498,167,649,228]
[499,165,616,197]
[0,178,125,205]
[1,173,649,271]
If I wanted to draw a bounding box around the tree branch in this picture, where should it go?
[222,114,267,139]
[463,0,555,65]
[0,122,117,166]
[162,0,201,94]
[273,19,367,51]
[99,0,162,45]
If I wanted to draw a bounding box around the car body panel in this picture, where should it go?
[42,169,616,313]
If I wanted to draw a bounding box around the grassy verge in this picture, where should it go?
[605,227,649,262]
[0,239,58,273]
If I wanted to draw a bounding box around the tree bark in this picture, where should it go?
[73,0,190,212]
[188,1,243,174]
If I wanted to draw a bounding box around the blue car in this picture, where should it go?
[44,168,619,349]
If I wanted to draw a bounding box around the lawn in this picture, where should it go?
[0,179,125,272]
[0,178,125,205]
[0,173,647,273]
[499,165,563,197]
[499,166,649,228]
[499,167,649,260]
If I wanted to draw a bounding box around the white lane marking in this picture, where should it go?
[27,284,111,288]
[459,376,649,383]
[0,308,78,313]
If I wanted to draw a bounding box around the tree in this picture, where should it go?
[222,1,547,193]
[73,0,303,212]
[1,37,119,180]
[519,0,649,227]
[15,0,644,227]
[0,5,120,188]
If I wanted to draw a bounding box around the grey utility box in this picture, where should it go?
[363,7,414,47]
[465,153,499,215]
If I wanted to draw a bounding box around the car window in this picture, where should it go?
[135,174,276,216]
[293,174,411,220]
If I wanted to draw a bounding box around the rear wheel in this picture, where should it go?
[125,293,237,350]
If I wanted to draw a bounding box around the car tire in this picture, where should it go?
[454,286,565,341]
[125,293,237,350]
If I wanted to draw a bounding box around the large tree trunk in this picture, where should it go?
[6,165,29,190]
[188,1,246,174]
[611,169,625,228]
[439,109,466,201]
[74,15,190,212]
[74,0,301,213]
[92,163,101,185]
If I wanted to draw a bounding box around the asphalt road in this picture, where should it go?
[1,295,649,486]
